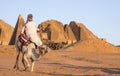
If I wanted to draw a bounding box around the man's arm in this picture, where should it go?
[21,26,25,34]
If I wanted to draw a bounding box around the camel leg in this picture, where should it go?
[13,51,20,70]
[22,55,27,70]
[22,56,25,69]
[31,59,35,72]
[22,55,30,71]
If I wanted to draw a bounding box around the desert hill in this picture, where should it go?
[65,38,120,53]
[0,19,14,45]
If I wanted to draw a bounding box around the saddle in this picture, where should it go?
[18,33,30,45]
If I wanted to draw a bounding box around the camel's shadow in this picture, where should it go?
[102,68,120,74]
[42,62,120,75]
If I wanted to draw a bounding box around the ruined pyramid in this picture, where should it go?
[69,21,98,41]
[64,24,77,44]
[38,20,67,43]
[0,19,14,45]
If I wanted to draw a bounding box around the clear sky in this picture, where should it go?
[0,0,120,45]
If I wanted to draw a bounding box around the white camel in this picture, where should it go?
[13,39,48,72]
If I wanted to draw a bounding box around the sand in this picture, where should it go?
[0,45,120,76]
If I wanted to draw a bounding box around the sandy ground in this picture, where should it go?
[0,45,120,76]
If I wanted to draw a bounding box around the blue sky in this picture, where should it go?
[0,0,120,45]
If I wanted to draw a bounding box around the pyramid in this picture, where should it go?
[9,14,25,45]
[38,20,67,43]
[69,21,97,41]
[0,19,14,45]
[64,24,77,44]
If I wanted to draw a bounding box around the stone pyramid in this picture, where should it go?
[64,24,77,44]
[69,21,97,41]
[9,14,25,45]
[0,19,14,45]
[38,20,67,43]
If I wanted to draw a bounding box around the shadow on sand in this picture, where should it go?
[42,62,120,75]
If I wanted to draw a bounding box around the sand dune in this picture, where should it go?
[67,38,120,53]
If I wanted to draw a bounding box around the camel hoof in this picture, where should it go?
[30,70,33,72]
[13,65,19,70]
[23,68,28,71]
[13,65,16,69]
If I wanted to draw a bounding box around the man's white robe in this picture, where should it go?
[21,21,42,46]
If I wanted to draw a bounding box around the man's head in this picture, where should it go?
[27,14,33,21]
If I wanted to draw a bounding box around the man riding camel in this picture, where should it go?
[21,14,43,49]
[13,14,48,71]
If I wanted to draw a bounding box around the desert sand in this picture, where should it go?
[0,44,120,76]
